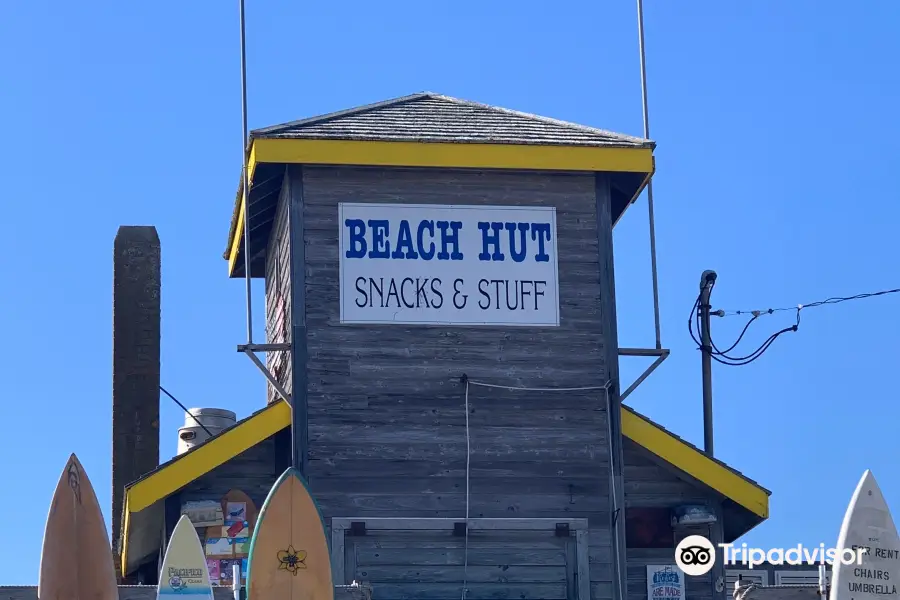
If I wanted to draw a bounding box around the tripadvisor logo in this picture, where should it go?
[675,535,717,576]
[674,535,869,577]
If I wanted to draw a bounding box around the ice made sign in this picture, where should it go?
[339,203,560,326]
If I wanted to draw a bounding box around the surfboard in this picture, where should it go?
[222,489,259,531]
[213,489,259,587]
[38,453,118,600]
[829,470,900,600]
[158,515,214,600]
[247,467,333,600]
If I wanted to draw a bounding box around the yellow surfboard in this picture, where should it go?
[38,454,118,600]
[247,468,333,600]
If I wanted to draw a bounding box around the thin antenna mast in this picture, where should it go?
[239,0,253,344]
[636,0,663,350]
[236,0,298,471]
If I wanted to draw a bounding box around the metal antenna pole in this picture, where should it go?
[636,0,662,350]
[239,0,253,344]
[699,270,717,456]
[235,0,299,473]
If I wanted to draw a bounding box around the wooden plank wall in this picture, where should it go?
[348,530,571,600]
[623,440,723,600]
[295,165,615,600]
[265,168,293,404]
[178,433,282,508]
[623,441,713,507]
[174,431,287,549]
[627,549,684,600]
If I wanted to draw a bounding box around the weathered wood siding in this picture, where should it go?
[679,526,717,600]
[265,168,293,404]
[172,431,286,548]
[295,165,615,600]
[178,433,281,507]
[622,441,729,600]
[627,549,684,600]
[347,530,573,600]
[623,441,712,507]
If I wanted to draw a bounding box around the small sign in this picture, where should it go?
[339,203,560,326]
[226,501,247,522]
[647,565,685,600]
[204,537,231,556]
[181,501,223,527]
[207,559,220,585]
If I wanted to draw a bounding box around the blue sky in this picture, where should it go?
[2,0,899,584]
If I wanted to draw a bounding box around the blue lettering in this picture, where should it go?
[436,221,463,260]
[478,222,505,261]
[505,222,529,263]
[345,219,367,258]
[367,219,390,258]
[391,219,418,259]
[417,220,435,260]
[531,223,551,262]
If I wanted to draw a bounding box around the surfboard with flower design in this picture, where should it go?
[246,467,333,600]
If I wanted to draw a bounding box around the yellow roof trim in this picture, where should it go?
[120,494,131,577]
[621,407,769,519]
[120,401,290,575]
[226,137,654,277]
[254,137,654,172]
[127,400,290,513]
[227,143,259,277]
[121,401,767,574]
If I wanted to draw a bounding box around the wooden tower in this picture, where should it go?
[115,94,770,600]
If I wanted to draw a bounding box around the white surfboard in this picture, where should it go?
[158,514,215,600]
[830,470,900,600]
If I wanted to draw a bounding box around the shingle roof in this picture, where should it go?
[224,92,656,273]
[251,92,654,148]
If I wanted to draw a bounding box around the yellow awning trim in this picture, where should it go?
[226,137,654,276]
[621,407,769,518]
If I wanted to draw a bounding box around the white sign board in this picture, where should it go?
[830,470,900,600]
[339,203,560,326]
[647,565,685,600]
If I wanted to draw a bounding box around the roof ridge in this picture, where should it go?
[425,93,650,144]
[251,92,433,136]
[254,92,651,145]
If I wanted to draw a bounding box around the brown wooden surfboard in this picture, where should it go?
[247,468,333,600]
[221,488,258,533]
[39,453,118,600]
[215,489,259,586]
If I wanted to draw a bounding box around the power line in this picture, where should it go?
[688,281,799,367]
[688,284,899,367]
[714,286,900,318]
[159,385,213,437]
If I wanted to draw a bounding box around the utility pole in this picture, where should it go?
[699,270,717,457]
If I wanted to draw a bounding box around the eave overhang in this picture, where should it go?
[223,137,655,278]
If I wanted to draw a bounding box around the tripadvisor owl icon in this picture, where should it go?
[675,535,716,576]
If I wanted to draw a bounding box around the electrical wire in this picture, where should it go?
[461,379,470,600]
[689,284,900,366]
[159,386,213,437]
[688,281,799,367]
[716,286,900,318]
